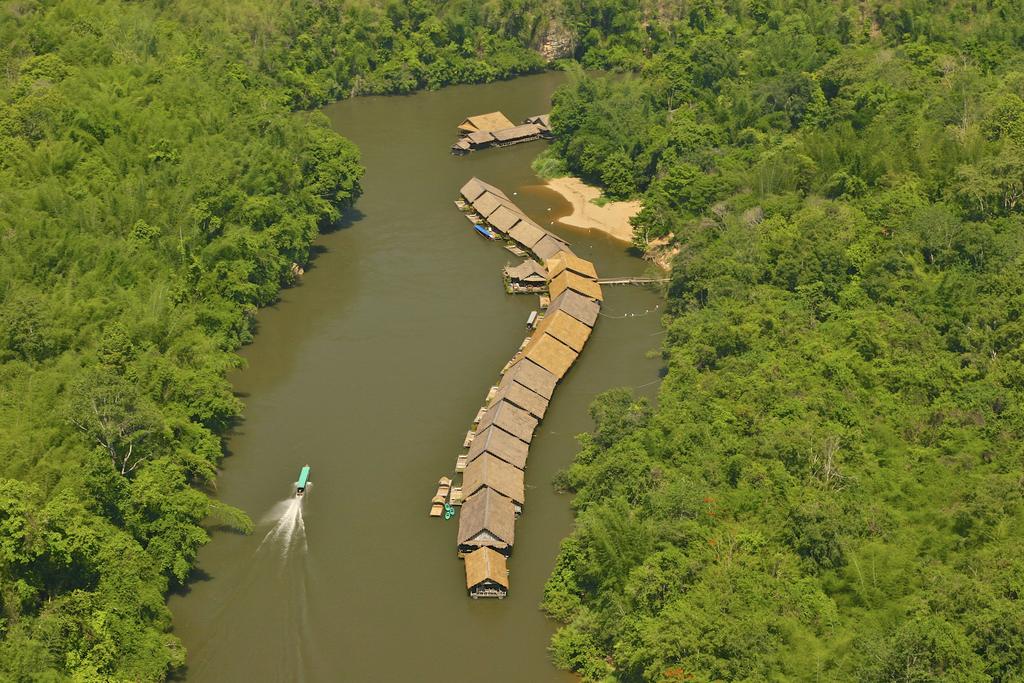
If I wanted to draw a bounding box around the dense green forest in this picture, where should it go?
[5,0,1024,679]
[0,0,565,679]
[540,1,1024,681]
[0,2,363,679]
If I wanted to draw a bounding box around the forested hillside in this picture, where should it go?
[0,0,563,680]
[0,1,365,679]
[6,0,1024,679]
[541,1,1024,681]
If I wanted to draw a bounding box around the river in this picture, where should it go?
[169,71,663,682]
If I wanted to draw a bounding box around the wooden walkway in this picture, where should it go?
[596,276,670,285]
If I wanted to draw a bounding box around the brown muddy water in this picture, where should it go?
[169,71,664,682]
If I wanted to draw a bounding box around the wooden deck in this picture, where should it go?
[506,282,547,295]
[492,133,543,148]
[596,276,670,285]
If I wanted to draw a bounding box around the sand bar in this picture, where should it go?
[545,176,640,243]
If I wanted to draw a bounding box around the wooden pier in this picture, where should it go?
[595,276,670,285]
[430,477,453,516]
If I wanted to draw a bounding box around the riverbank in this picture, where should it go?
[545,176,641,243]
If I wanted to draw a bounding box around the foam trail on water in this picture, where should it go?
[256,497,307,558]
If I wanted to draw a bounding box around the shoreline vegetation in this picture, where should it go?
[538,5,1024,683]
[0,1,573,679]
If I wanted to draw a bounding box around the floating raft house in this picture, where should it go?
[458,487,516,557]
[465,547,509,598]
[452,112,553,155]
[458,112,515,133]
[468,425,530,470]
[504,259,548,293]
[446,177,604,598]
[463,453,525,510]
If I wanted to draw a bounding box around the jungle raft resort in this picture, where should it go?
[433,175,605,598]
[451,111,553,155]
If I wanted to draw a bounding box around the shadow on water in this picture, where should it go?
[213,421,246,467]
[320,206,366,236]
[169,567,213,599]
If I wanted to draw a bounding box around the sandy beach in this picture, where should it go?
[546,176,641,243]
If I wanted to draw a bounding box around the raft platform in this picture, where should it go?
[444,176,606,599]
[451,114,552,156]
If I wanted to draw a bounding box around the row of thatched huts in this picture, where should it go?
[451,113,553,155]
[460,177,573,260]
[454,177,604,599]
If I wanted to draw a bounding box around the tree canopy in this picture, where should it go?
[5,0,1024,679]
[0,1,365,679]
[540,0,1024,680]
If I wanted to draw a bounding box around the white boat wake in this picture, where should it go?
[257,497,307,557]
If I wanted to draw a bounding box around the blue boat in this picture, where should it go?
[295,465,311,497]
[473,224,497,240]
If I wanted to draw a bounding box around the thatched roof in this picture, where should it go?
[478,399,538,444]
[504,259,547,282]
[461,177,509,203]
[467,130,496,145]
[550,271,603,302]
[473,191,517,218]
[535,309,592,352]
[489,205,525,234]
[468,425,529,469]
[464,453,525,505]
[458,488,516,549]
[525,114,551,129]
[532,234,571,261]
[545,251,598,280]
[459,112,516,133]
[508,220,548,249]
[522,333,579,379]
[500,358,557,399]
[489,381,548,420]
[464,547,509,590]
[548,290,601,328]
[460,178,487,202]
[493,123,541,142]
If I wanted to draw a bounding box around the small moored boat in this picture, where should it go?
[473,224,497,240]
